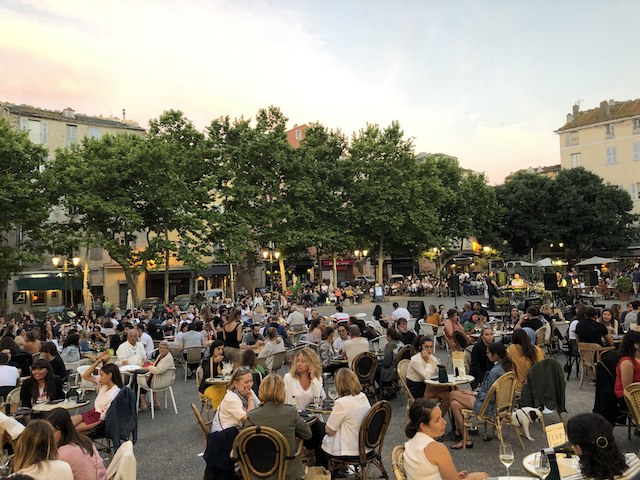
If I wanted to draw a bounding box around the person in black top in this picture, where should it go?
[40,342,67,379]
[516,306,544,332]
[20,358,64,408]
[468,326,494,389]
[396,318,416,346]
[575,306,613,346]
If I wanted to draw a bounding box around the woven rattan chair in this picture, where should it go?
[191,403,212,442]
[195,366,214,420]
[326,400,392,480]
[397,359,414,423]
[391,445,406,480]
[461,371,524,449]
[397,345,413,363]
[623,382,640,435]
[535,326,547,347]
[353,351,379,401]
[5,387,21,414]
[452,330,469,350]
[231,425,294,480]
[577,343,614,389]
[136,367,178,419]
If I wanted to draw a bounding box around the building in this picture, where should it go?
[285,124,308,148]
[504,164,561,183]
[555,98,640,213]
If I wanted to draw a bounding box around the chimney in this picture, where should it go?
[566,113,574,123]
[572,104,579,116]
[63,107,75,119]
[599,100,609,118]
[122,108,126,120]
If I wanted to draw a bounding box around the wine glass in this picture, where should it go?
[62,381,71,401]
[534,452,551,480]
[499,443,514,480]
[0,396,5,412]
[327,386,337,401]
[0,449,9,474]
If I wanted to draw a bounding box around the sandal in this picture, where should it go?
[451,440,473,449]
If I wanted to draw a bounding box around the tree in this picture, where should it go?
[0,118,50,282]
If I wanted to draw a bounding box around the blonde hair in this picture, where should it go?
[335,368,362,397]
[13,420,58,471]
[228,367,253,390]
[258,374,286,405]
[291,347,322,380]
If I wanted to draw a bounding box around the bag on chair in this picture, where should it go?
[305,466,330,480]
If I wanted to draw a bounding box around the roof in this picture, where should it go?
[0,101,145,131]
[556,98,640,132]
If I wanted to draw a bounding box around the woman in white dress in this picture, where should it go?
[283,347,325,410]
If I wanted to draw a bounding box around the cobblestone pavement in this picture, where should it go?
[134,294,639,480]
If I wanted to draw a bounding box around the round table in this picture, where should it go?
[205,376,231,385]
[522,452,578,478]
[32,399,90,413]
[307,401,334,415]
[425,374,474,388]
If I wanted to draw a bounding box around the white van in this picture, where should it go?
[205,289,224,300]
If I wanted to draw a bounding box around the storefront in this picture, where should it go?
[12,271,82,311]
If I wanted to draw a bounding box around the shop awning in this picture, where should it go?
[14,276,83,291]
[199,264,230,276]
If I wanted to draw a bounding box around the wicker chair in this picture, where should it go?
[397,345,413,363]
[191,403,212,442]
[461,371,524,449]
[6,387,21,414]
[325,400,392,480]
[623,382,640,436]
[577,343,614,389]
[396,359,414,424]
[136,367,178,419]
[231,425,297,480]
[391,445,406,480]
[353,352,379,401]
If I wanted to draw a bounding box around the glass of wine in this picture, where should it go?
[499,443,514,480]
[327,386,337,401]
[62,381,71,401]
[534,452,551,480]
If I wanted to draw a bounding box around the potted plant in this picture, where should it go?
[616,276,632,301]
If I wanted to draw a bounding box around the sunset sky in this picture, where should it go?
[1,0,638,183]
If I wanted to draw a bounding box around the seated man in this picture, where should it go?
[342,325,370,368]
[241,323,265,350]
[115,329,147,367]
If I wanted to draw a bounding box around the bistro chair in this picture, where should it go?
[623,382,640,436]
[183,346,204,381]
[325,400,392,480]
[231,425,299,480]
[461,371,524,450]
[396,345,413,363]
[391,445,406,480]
[452,331,469,350]
[136,367,178,419]
[255,350,286,375]
[5,387,21,414]
[195,366,214,420]
[352,352,378,401]
[396,359,414,424]
[560,339,580,380]
[577,343,614,389]
[191,403,212,442]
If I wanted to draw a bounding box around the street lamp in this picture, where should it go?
[52,255,80,308]
[353,249,369,278]
[261,248,281,289]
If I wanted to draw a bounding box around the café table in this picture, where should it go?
[32,398,90,414]
[612,334,624,344]
[205,376,231,385]
[425,374,474,389]
[522,452,579,478]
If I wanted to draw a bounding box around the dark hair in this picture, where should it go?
[321,326,334,341]
[488,342,512,371]
[566,413,627,479]
[447,308,458,319]
[40,342,59,356]
[405,398,439,438]
[387,327,401,342]
[580,306,599,321]
[372,305,383,319]
[29,359,57,403]
[413,335,434,352]
[63,333,80,349]
[336,306,343,313]
[619,331,640,358]
[309,317,322,332]
[209,339,224,356]
[0,337,18,354]
[180,322,189,332]
[511,329,538,364]
[241,349,257,369]
[526,306,539,317]
[0,352,9,365]
[47,408,95,456]
[101,363,124,388]
[265,327,278,340]
[392,302,399,309]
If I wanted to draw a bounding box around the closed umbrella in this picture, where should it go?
[126,288,134,311]
[575,256,619,266]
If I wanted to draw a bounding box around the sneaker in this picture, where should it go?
[589,379,596,385]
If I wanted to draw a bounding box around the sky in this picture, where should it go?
[1,0,639,183]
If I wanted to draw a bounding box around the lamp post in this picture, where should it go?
[353,249,369,277]
[261,248,281,290]
[52,255,80,308]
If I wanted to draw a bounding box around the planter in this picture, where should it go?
[618,292,630,301]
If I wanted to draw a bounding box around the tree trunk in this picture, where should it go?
[124,268,139,306]
[332,254,338,290]
[163,229,170,305]
[377,235,384,284]
[229,263,236,301]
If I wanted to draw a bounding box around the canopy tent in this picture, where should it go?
[536,257,554,267]
[575,256,619,266]
[505,260,537,268]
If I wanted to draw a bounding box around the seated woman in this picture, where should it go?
[320,368,371,463]
[241,348,264,394]
[40,342,67,379]
[600,308,620,335]
[305,317,324,345]
[12,419,74,479]
[318,326,336,373]
[449,342,511,448]
[47,408,107,480]
[444,309,467,350]
[425,304,441,327]
[0,336,32,376]
[245,374,312,480]
[283,347,326,411]
[403,398,488,480]
[507,329,544,391]
[138,340,174,411]
[565,413,640,480]
[257,327,286,373]
[405,335,450,414]
[211,367,260,432]
[71,353,123,432]
[60,334,82,364]
[614,330,640,398]
[20,358,64,408]
[378,326,402,398]
[199,340,227,410]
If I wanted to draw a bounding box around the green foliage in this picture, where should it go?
[0,118,50,280]
[617,276,632,294]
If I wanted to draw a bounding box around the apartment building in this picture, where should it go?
[555,98,640,213]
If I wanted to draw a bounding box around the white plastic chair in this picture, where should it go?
[76,365,96,394]
[136,367,178,419]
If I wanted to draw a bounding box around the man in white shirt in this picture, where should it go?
[136,324,155,358]
[287,306,306,328]
[331,306,350,324]
[342,325,370,367]
[333,324,350,352]
[391,302,411,322]
[116,329,147,366]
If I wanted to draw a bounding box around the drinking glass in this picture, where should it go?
[327,386,337,401]
[0,449,9,474]
[0,396,5,412]
[534,452,551,480]
[62,381,71,401]
[499,443,514,480]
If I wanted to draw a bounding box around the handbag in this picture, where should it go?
[305,466,330,480]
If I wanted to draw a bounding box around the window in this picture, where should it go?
[19,118,48,145]
[88,127,101,139]
[634,118,640,134]
[31,291,46,305]
[295,130,302,140]
[606,147,617,164]
[571,153,581,167]
[66,124,78,146]
[605,124,615,139]
[632,183,640,201]
[634,143,640,161]
[565,131,579,146]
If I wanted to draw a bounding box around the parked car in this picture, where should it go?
[354,275,375,285]
[170,294,200,311]
[138,297,163,310]
[388,274,405,283]
[205,289,224,300]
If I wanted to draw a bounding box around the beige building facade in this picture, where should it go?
[555,98,640,214]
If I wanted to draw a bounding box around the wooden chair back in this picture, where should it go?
[623,382,640,431]
[397,345,413,362]
[232,425,291,480]
[191,403,211,441]
[391,445,406,480]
